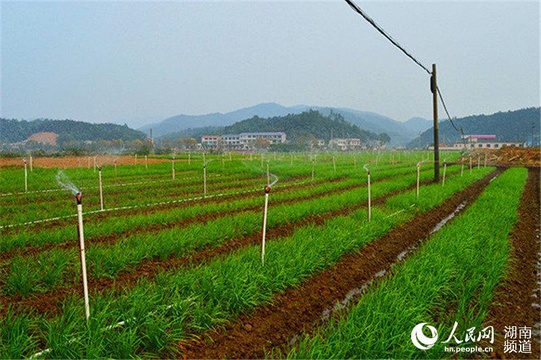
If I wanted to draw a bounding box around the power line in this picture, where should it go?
[344,0,464,141]
[344,0,431,75]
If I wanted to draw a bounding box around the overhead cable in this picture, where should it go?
[344,0,432,75]
[344,0,464,140]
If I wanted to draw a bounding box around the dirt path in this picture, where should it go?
[487,167,540,359]
[174,168,503,359]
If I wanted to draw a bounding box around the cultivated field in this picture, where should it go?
[0,151,539,358]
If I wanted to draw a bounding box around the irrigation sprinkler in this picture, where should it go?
[145,155,148,170]
[363,164,371,221]
[98,166,104,211]
[311,157,315,181]
[23,158,28,192]
[469,156,473,175]
[172,157,175,180]
[114,159,118,180]
[93,156,97,172]
[135,154,138,165]
[75,192,90,321]
[188,153,191,165]
[30,155,33,172]
[461,162,464,177]
[261,174,279,265]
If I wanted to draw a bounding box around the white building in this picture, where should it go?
[429,135,524,150]
[202,132,286,149]
[329,138,361,151]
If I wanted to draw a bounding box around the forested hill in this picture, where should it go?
[0,118,146,143]
[409,107,540,148]
[222,110,381,144]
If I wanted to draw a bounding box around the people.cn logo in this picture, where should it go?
[411,323,439,350]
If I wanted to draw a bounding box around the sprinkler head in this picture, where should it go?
[76,192,82,205]
[264,186,271,194]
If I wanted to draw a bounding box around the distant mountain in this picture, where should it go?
[407,107,540,148]
[141,103,310,138]
[312,107,430,146]
[145,102,429,146]
[0,118,146,145]
[222,110,379,144]
[403,117,432,134]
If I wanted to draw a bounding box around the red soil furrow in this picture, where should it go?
[487,167,540,359]
[174,168,503,359]
[0,174,434,318]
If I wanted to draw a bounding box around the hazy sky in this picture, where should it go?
[1,0,539,128]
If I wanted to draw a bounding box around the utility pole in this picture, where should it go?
[431,63,440,182]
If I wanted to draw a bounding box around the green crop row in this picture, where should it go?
[0,158,441,250]
[0,164,492,358]
[0,163,447,297]
[286,167,527,359]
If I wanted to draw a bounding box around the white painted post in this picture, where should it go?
[416,162,421,199]
[76,193,90,321]
[98,167,104,211]
[364,164,371,221]
[261,186,270,265]
[23,159,28,193]
[203,164,207,198]
[442,161,447,187]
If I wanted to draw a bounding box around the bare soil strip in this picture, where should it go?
[174,168,503,359]
[487,167,540,359]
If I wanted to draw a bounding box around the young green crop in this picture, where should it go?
[286,167,527,359]
[1,166,436,295]
[0,158,491,358]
